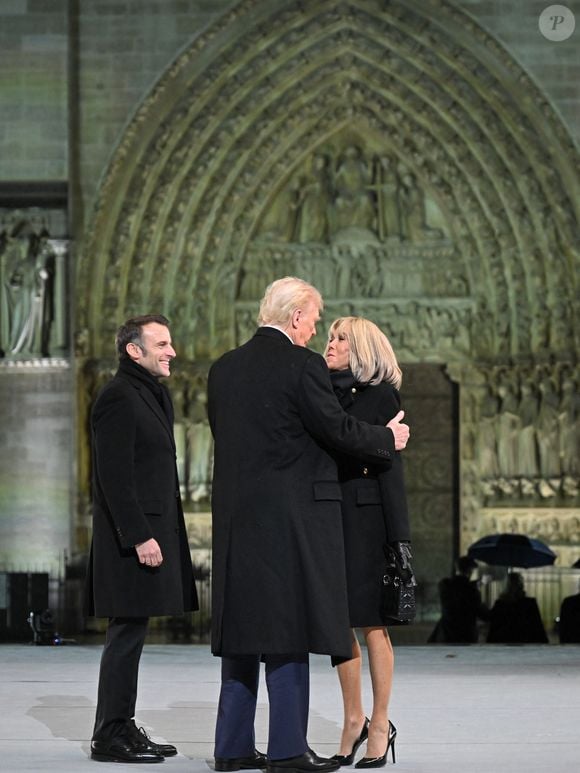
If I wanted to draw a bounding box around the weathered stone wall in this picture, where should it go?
[0,0,68,180]
[0,362,73,577]
[460,0,579,148]
[75,0,237,224]
[1,2,578,198]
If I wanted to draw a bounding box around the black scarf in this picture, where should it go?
[329,368,363,410]
[118,358,173,424]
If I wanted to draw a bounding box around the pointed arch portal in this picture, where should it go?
[78,0,578,365]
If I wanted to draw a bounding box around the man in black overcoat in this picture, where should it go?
[428,556,489,643]
[207,278,410,773]
[559,581,580,643]
[85,314,198,763]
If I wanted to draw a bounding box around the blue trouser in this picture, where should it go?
[215,653,310,760]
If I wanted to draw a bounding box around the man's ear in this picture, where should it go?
[126,342,141,361]
[291,308,301,328]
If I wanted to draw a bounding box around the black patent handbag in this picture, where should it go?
[381,543,417,623]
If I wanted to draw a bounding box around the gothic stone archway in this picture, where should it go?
[77,0,579,602]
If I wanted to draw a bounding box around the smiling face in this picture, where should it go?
[325,327,350,371]
[128,322,176,378]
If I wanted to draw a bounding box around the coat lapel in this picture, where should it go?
[118,370,176,450]
[137,385,176,449]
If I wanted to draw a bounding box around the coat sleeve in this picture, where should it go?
[297,353,395,464]
[92,387,154,549]
[375,386,412,542]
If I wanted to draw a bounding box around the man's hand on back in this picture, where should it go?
[387,410,410,451]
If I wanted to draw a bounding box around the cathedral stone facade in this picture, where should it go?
[1,0,578,630]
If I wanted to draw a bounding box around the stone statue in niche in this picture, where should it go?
[170,373,188,500]
[517,378,539,480]
[372,155,401,239]
[558,372,579,494]
[186,384,213,503]
[496,372,520,487]
[545,516,564,544]
[536,375,562,493]
[0,213,55,357]
[477,383,500,482]
[331,144,376,236]
[398,171,443,243]
[564,516,580,544]
[294,152,332,243]
[257,176,301,243]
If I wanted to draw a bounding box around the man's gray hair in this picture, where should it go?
[257,277,322,327]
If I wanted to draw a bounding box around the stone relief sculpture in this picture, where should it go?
[467,366,579,505]
[0,213,56,358]
[155,369,215,507]
[254,142,447,248]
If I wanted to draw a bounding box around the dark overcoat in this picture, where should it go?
[207,327,395,659]
[331,375,411,627]
[428,575,488,643]
[486,597,548,643]
[84,363,198,618]
[559,593,580,643]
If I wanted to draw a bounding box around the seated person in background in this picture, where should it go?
[487,572,548,644]
[428,556,489,643]
[558,580,580,643]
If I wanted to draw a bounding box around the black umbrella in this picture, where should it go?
[467,533,557,569]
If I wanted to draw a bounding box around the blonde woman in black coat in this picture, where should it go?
[324,317,413,769]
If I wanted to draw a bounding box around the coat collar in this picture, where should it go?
[254,326,294,345]
[116,365,176,450]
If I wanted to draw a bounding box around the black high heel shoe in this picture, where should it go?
[332,717,369,766]
[354,721,397,768]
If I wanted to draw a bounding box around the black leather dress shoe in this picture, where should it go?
[267,750,340,773]
[215,749,268,771]
[90,736,164,763]
[127,721,178,756]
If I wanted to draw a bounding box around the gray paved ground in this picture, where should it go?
[1,643,579,773]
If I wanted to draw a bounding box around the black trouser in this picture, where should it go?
[93,617,149,741]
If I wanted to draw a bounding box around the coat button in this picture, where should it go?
[362,466,368,476]
[175,490,180,498]
[351,387,357,393]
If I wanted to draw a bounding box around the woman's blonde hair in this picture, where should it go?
[257,276,322,327]
[326,316,402,388]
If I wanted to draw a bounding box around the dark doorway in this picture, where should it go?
[399,364,459,623]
